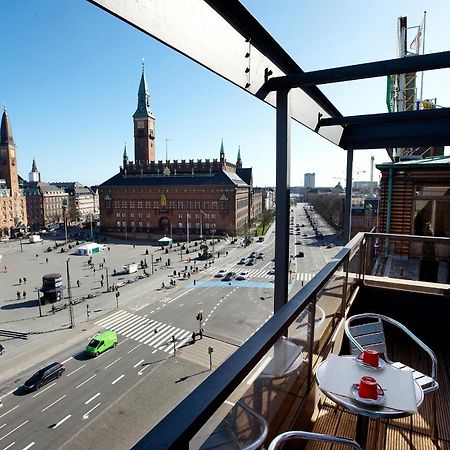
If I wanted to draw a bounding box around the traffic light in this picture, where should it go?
[196,311,203,321]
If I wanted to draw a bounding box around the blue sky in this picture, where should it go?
[1,0,449,187]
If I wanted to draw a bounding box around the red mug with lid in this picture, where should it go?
[358,376,384,400]
[357,349,379,367]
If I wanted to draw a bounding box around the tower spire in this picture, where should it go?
[219,138,225,164]
[236,145,242,169]
[0,104,15,145]
[133,63,152,118]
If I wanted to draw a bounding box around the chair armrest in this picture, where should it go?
[268,431,362,450]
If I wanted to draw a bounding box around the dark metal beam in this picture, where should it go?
[274,88,291,313]
[262,51,450,92]
[343,149,353,243]
[204,0,342,118]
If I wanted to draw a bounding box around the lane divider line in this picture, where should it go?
[0,420,28,441]
[0,405,19,418]
[133,359,145,368]
[52,414,71,429]
[85,393,101,405]
[127,343,142,354]
[42,394,67,412]
[112,374,125,385]
[104,357,122,370]
[66,364,86,377]
[76,374,96,389]
[22,443,35,450]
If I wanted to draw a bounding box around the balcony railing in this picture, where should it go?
[133,232,450,449]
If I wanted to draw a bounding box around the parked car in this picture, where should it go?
[295,241,302,245]
[214,270,227,278]
[246,258,256,266]
[23,362,65,391]
[238,257,247,265]
[256,252,264,259]
[296,252,305,258]
[249,251,257,258]
[222,272,236,281]
[85,330,118,357]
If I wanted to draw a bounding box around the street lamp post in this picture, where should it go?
[196,310,203,338]
[151,253,154,274]
[208,347,214,370]
[19,237,23,253]
[66,258,75,328]
[90,213,94,241]
[105,266,109,291]
[115,290,120,308]
[36,289,43,318]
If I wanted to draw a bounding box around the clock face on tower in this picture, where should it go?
[137,121,145,129]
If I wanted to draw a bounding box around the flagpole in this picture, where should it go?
[419,11,427,106]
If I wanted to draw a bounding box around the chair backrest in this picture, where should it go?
[268,431,362,450]
[346,316,388,359]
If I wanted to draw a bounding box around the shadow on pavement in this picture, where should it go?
[1,299,40,310]
[175,368,210,383]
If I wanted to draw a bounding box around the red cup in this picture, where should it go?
[358,376,384,400]
[357,349,379,367]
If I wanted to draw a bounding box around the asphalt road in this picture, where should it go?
[0,203,342,449]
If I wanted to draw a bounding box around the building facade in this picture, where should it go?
[0,106,27,236]
[304,173,316,189]
[377,156,450,238]
[99,68,257,238]
[52,182,96,223]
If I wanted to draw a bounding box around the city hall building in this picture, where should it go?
[99,68,260,239]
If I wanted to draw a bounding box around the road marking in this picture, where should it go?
[32,382,57,398]
[0,389,17,401]
[128,343,142,353]
[138,365,150,375]
[0,420,28,441]
[105,357,121,369]
[22,442,35,450]
[135,303,149,311]
[82,402,101,420]
[152,349,158,354]
[149,310,154,314]
[0,424,6,430]
[66,364,86,377]
[112,374,125,385]
[116,338,129,346]
[61,356,73,364]
[133,359,145,368]
[3,441,15,450]
[167,288,194,304]
[0,405,19,418]
[143,314,148,318]
[76,374,96,389]
[85,393,101,405]
[52,414,71,429]
[42,394,67,412]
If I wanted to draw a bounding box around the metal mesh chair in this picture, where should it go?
[344,313,439,439]
[268,431,362,449]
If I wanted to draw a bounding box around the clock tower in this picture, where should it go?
[133,64,155,163]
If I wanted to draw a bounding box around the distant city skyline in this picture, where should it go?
[1,1,449,188]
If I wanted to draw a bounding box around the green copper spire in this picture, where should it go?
[123,142,127,158]
[237,146,241,162]
[220,138,225,156]
[133,62,152,119]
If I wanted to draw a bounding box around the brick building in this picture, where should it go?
[0,106,27,236]
[99,67,258,239]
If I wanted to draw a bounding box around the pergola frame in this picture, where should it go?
[86,1,450,447]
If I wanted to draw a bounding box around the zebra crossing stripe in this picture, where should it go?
[133,323,161,342]
[112,315,144,333]
[114,317,148,336]
[128,320,157,340]
[96,311,191,353]
[98,311,134,328]
[95,310,128,326]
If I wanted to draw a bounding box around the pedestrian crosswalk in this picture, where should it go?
[95,310,191,354]
[205,264,316,283]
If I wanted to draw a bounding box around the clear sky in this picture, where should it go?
[1,0,449,188]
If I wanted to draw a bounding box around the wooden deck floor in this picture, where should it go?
[306,345,450,450]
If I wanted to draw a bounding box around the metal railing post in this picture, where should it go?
[307,298,317,389]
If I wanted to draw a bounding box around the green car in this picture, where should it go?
[85,330,118,357]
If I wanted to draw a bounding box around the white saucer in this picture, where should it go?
[350,384,385,405]
[355,356,386,371]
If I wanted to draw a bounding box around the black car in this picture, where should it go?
[222,272,236,281]
[23,362,65,391]
[296,252,305,258]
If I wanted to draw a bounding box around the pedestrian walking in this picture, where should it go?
[19,278,22,285]
[77,279,80,287]
[4,265,7,273]
[45,257,48,264]
[191,331,196,343]
[0,343,4,355]
[23,277,27,284]
[35,254,38,259]
[100,280,104,287]
[103,257,106,263]
[23,290,26,298]
[101,274,104,281]
[17,291,21,300]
